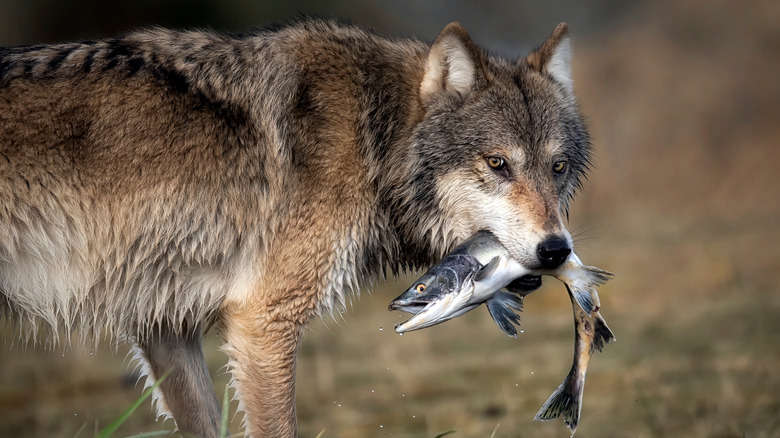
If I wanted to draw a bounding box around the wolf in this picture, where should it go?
[0,18,591,437]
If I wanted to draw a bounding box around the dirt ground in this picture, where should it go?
[2,0,779,436]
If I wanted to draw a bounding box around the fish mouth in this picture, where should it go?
[390,298,440,333]
[388,300,429,314]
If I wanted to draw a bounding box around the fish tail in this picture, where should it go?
[591,313,616,353]
[486,292,523,337]
[534,368,585,434]
[567,285,594,315]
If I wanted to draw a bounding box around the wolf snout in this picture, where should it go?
[537,236,571,269]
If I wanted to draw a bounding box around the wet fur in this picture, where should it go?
[1,18,590,437]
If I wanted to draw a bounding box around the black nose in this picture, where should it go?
[537,236,571,269]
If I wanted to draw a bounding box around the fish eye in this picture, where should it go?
[486,156,507,171]
[415,284,427,294]
[553,160,567,174]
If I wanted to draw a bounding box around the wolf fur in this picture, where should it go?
[0,19,591,437]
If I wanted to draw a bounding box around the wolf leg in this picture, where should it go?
[221,307,302,438]
[137,324,221,437]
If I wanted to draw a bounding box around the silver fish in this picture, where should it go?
[389,231,611,337]
[389,231,615,434]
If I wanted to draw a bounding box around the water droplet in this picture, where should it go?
[379,327,383,331]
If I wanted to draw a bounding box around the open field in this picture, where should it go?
[3,224,778,437]
[2,0,779,436]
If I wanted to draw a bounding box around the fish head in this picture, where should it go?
[390,254,482,332]
[388,271,452,314]
[388,254,472,313]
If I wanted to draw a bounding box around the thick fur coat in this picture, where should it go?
[0,19,590,437]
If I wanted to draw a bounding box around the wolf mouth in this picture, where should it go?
[506,275,542,293]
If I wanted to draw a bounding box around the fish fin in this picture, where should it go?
[566,285,593,314]
[590,312,616,353]
[534,369,584,434]
[582,265,614,286]
[486,292,523,337]
[474,256,500,282]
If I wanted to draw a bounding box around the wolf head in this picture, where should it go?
[387,23,591,271]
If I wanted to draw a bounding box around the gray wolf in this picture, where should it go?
[0,18,591,437]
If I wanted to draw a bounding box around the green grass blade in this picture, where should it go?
[433,430,457,438]
[95,371,170,438]
[220,386,230,438]
[490,423,500,438]
[314,430,326,438]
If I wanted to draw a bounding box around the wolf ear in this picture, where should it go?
[420,22,485,104]
[525,23,573,94]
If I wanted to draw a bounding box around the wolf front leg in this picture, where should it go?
[136,323,221,437]
[222,304,304,438]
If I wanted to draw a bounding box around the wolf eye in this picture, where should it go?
[486,157,507,171]
[415,284,427,294]
[553,160,567,174]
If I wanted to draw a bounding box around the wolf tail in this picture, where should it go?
[534,367,584,434]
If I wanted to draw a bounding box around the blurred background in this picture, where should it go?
[1,0,778,436]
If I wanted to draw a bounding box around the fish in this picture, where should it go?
[388,231,612,337]
[533,282,615,434]
[388,231,615,434]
